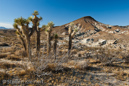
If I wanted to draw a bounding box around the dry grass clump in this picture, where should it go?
[118,55,124,59]
[0,68,9,81]
[14,49,27,57]
[77,51,86,55]
[1,47,15,53]
[0,59,34,71]
[77,51,87,57]
[88,58,100,63]
[6,54,22,61]
[124,55,129,63]
[0,68,6,75]
[71,49,79,54]
[0,53,11,58]
[6,67,26,76]
[74,60,89,69]
[59,49,68,53]
[115,71,128,81]
[118,53,129,63]
[46,63,58,71]
[63,59,90,70]
[0,59,17,69]
[42,63,64,72]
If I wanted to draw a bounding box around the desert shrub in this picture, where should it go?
[62,60,89,70]
[89,47,121,66]
[3,37,8,41]
[74,60,89,69]
[122,55,129,63]
[2,47,15,53]
[71,49,79,54]
[14,49,27,57]
[6,55,22,61]
[0,53,8,58]
[116,71,127,81]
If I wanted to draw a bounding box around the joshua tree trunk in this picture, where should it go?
[68,34,72,57]
[36,27,40,56]
[26,37,31,60]
[54,39,57,59]
[47,32,51,56]
[67,22,79,58]
[19,35,26,51]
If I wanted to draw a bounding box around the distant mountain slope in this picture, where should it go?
[0,29,16,36]
[0,26,13,29]
[0,26,7,29]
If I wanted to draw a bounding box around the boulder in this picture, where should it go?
[107,40,117,45]
[113,40,118,44]
[81,38,94,44]
[94,28,101,32]
[108,31,114,33]
[86,38,94,43]
[98,39,107,46]
[115,29,120,32]
[62,32,68,35]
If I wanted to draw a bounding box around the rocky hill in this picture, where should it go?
[52,16,129,51]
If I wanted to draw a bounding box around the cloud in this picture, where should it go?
[0,22,13,28]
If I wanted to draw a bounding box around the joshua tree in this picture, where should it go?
[31,11,42,56]
[13,11,42,60]
[53,33,58,59]
[13,17,34,60]
[68,22,80,57]
[42,25,47,31]
[45,21,54,56]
